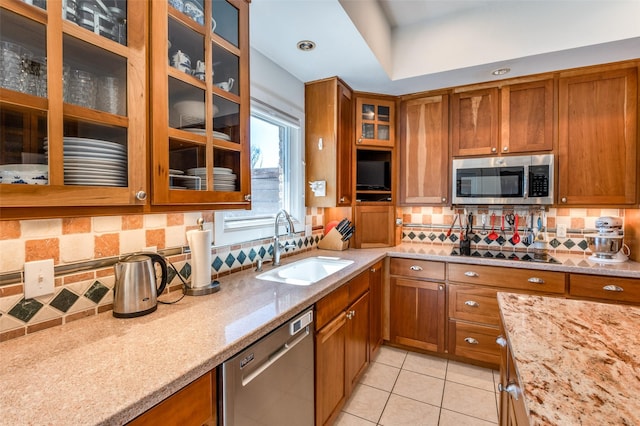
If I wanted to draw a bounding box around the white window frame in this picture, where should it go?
[214,98,305,245]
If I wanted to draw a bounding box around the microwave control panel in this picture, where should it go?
[529,165,550,197]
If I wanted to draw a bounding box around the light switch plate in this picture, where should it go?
[556,224,567,238]
[24,259,55,299]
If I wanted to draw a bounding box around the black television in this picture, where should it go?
[356,160,390,190]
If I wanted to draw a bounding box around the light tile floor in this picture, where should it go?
[335,346,500,426]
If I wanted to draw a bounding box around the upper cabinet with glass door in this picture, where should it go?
[150,0,250,207]
[0,0,147,213]
[355,95,395,147]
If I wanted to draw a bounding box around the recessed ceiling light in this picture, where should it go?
[491,67,511,76]
[297,40,316,51]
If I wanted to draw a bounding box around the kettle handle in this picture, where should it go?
[143,253,168,296]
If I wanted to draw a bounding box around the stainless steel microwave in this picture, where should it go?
[452,154,554,205]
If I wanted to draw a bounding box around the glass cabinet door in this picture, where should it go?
[0,0,147,211]
[152,0,249,206]
[355,97,395,147]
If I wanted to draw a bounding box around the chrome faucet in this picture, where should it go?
[273,209,295,266]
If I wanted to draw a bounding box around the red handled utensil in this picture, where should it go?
[512,214,521,244]
[446,214,459,237]
[488,213,498,240]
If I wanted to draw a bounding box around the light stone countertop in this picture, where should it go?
[497,293,640,425]
[1,244,639,425]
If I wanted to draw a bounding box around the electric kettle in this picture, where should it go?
[113,253,168,318]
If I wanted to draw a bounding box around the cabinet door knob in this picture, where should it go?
[409,265,423,271]
[438,284,444,291]
[603,285,624,292]
[527,277,545,284]
[339,197,345,203]
[464,300,480,308]
[464,271,479,277]
[370,267,377,273]
[491,147,497,153]
[441,197,446,203]
[244,194,252,201]
[135,191,147,201]
[464,337,479,345]
[357,137,363,144]
[498,383,521,400]
[561,197,567,203]
[502,146,508,152]
[496,335,507,347]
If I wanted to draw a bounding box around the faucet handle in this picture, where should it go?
[255,259,263,272]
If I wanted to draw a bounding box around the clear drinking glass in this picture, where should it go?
[97,76,120,114]
[68,69,97,109]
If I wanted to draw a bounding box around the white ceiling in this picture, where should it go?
[249,0,640,95]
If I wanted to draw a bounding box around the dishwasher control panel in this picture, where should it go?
[290,310,313,335]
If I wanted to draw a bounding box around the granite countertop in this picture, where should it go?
[1,244,639,425]
[497,293,640,425]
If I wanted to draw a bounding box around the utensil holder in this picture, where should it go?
[318,228,349,251]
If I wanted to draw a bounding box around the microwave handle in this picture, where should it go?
[523,167,528,198]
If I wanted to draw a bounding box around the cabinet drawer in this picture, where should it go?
[448,263,565,293]
[569,274,640,304]
[448,284,500,326]
[448,320,501,366]
[316,285,349,330]
[390,258,445,280]
[348,270,370,305]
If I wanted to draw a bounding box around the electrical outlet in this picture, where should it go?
[557,224,567,238]
[24,259,54,299]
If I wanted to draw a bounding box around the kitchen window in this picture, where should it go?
[214,99,304,244]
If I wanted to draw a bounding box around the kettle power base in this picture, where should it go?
[185,280,220,296]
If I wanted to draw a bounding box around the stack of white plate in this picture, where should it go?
[181,128,232,141]
[45,137,127,187]
[214,167,236,191]
[183,167,237,191]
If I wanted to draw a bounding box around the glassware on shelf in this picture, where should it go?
[0,41,33,94]
[68,69,98,109]
[97,76,122,114]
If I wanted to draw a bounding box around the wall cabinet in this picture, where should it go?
[0,0,148,213]
[389,258,446,352]
[128,370,216,426]
[399,94,449,205]
[558,66,637,206]
[315,270,370,426]
[355,95,395,147]
[353,205,397,248]
[149,0,251,207]
[452,79,554,157]
[305,77,353,207]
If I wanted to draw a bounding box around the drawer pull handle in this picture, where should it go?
[603,285,624,292]
[496,336,507,347]
[464,271,479,277]
[527,277,545,284]
[464,337,479,345]
[464,300,480,308]
[409,265,423,271]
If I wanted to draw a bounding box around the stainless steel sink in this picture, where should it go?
[256,256,354,286]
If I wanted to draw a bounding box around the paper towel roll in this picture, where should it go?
[186,229,212,288]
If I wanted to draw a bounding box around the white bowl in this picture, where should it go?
[173,101,218,124]
[0,164,48,185]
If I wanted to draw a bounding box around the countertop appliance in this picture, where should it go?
[113,253,168,318]
[586,216,629,263]
[452,154,553,205]
[220,308,314,426]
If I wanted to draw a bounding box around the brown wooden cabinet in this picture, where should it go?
[399,94,449,205]
[498,325,529,426]
[0,0,148,212]
[355,95,395,147]
[315,270,370,426]
[389,258,446,352]
[500,79,554,154]
[305,77,353,207]
[451,87,499,157]
[149,0,251,208]
[558,66,638,206]
[369,260,384,357]
[353,205,397,248]
[569,273,640,304]
[447,263,565,367]
[128,370,216,426]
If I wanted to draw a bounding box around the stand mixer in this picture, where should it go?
[586,216,630,263]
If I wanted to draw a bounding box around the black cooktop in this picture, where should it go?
[450,248,560,264]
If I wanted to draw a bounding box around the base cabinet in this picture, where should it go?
[369,260,384,356]
[389,259,446,352]
[498,326,529,426]
[127,370,216,426]
[315,271,370,426]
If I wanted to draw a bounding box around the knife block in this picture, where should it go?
[318,228,349,251]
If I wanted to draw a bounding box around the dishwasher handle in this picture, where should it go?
[241,326,310,387]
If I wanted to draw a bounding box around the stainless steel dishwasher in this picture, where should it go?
[220,308,315,426]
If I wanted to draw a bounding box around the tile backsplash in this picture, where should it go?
[0,208,325,342]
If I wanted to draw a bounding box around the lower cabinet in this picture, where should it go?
[389,258,446,353]
[315,270,371,426]
[369,260,384,356]
[127,370,216,426]
[498,326,529,426]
